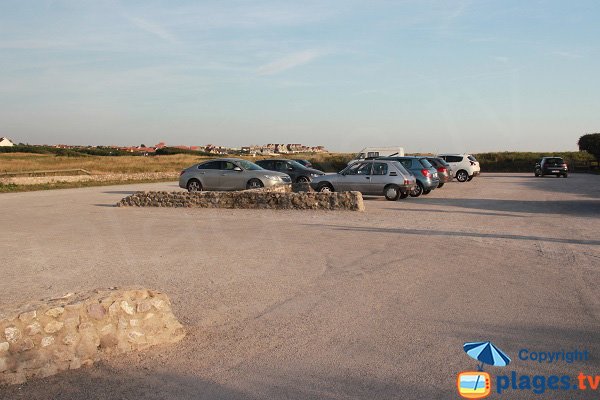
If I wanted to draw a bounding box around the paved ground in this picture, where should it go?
[0,173,599,399]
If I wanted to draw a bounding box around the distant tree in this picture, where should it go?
[578,133,600,161]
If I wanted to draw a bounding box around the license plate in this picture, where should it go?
[552,170,559,173]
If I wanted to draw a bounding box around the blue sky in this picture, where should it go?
[1,0,598,152]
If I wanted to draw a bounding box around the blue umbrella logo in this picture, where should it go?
[464,341,511,371]
[463,341,511,395]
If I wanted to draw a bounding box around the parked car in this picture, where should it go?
[438,154,480,182]
[310,160,416,201]
[179,158,291,192]
[425,157,453,188]
[255,159,324,183]
[347,146,405,165]
[535,157,568,178]
[377,156,439,197]
[292,159,313,168]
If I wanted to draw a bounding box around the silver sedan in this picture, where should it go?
[179,158,292,192]
[310,160,416,201]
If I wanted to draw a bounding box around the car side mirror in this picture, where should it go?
[233,167,242,172]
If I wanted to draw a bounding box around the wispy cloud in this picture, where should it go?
[257,50,321,76]
[551,50,582,59]
[129,17,178,43]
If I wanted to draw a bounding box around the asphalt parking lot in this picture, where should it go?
[0,173,599,399]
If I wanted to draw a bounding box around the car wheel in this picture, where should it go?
[317,182,334,193]
[467,175,474,181]
[437,182,444,188]
[422,189,431,195]
[296,176,310,183]
[384,185,400,201]
[563,173,568,178]
[410,182,423,197]
[456,170,468,182]
[399,192,409,199]
[534,170,540,177]
[187,179,202,192]
[246,179,264,190]
[540,171,544,177]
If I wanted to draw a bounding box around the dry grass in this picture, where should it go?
[0,153,209,174]
[0,152,351,175]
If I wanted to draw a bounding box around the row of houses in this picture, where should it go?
[86,142,326,155]
[241,144,327,155]
[0,137,327,155]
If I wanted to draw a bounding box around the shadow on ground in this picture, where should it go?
[0,364,451,400]
[316,225,600,246]
[413,198,600,217]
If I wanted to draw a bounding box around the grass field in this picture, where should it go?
[0,153,206,174]
[1,151,596,193]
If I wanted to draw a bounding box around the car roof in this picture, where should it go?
[200,157,245,164]
[378,156,422,160]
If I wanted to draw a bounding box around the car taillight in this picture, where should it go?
[404,179,410,185]
[421,169,431,178]
[180,170,185,176]
[437,167,447,173]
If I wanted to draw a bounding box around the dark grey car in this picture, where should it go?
[179,158,291,192]
[425,157,453,188]
[255,159,324,183]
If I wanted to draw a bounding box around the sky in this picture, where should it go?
[0,0,599,153]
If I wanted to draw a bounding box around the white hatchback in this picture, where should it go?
[438,154,480,182]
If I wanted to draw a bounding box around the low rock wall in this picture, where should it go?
[117,190,364,211]
[0,288,185,385]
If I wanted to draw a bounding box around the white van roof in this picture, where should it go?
[359,146,404,152]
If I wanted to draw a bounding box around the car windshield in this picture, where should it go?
[237,160,263,170]
[419,159,433,168]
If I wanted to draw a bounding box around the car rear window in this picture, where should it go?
[391,161,411,176]
[372,163,388,175]
[467,155,477,162]
[398,159,412,169]
[419,159,433,168]
[445,155,463,163]
[544,157,564,164]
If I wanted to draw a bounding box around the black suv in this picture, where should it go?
[256,159,324,183]
[535,157,568,178]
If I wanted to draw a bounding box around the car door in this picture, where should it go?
[196,161,222,190]
[274,160,297,181]
[338,161,373,192]
[368,162,390,195]
[218,160,246,190]
[444,155,463,175]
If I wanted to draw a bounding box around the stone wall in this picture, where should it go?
[0,288,185,385]
[116,190,365,211]
[0,172,179,186]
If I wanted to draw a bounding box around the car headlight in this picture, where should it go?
[310,173,322,177]
[264,175,282,181]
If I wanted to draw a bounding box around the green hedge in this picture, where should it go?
[472,152,595,172]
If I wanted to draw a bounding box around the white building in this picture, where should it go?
[0,137,15,147]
